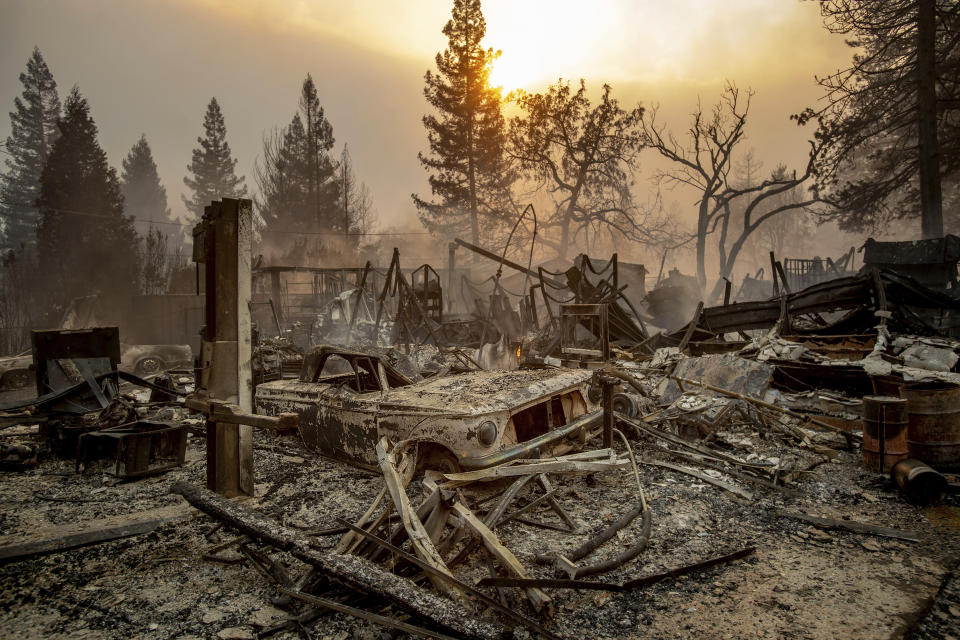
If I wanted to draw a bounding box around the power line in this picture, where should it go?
[0,200,431,236]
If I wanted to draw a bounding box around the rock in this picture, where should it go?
[202,610,226,624]
[249,606,285,627]
[948,604,960,617]
[594,591,613,607]
[860,540,882,552]
[218,627,255,640]
[805,527,833,542]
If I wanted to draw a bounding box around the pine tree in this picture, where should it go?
[121,134,173,237]
[255,114,306,234]
[182,97,246,218]
[0,47,60,253]
[36,87,140,318]
[798,0,960,235]
[413,0,515,245]
[299,75,339,231]
[255,75,340,237]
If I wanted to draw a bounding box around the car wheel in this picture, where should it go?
[135,357,163,376]
[416,445,461,475]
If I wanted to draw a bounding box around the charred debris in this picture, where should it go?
[3,205,960,639]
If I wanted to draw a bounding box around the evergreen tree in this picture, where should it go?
[0,47,60,253]
[255,75,341,239]
[121,134,173,237]
[255,114,306,234]
[36,87,139,318]
[798,0,960,236]
[299,75,339,231]
[413,0,515,245]
[182,97,246,218]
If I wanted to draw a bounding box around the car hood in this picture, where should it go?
[376,368,594,416]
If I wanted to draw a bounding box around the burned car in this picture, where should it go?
[255,345,602,471]
[0,343,192,390]
[119,343,192,376]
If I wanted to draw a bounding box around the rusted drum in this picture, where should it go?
[890,458,947,505]
[903,381,960,468]
[862,395,910,474]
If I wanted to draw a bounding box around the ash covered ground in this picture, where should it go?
[1,419,959,640]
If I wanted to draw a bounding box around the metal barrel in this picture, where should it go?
[903,381,960,469]
[890,458,947,505]
[861,395,910,474]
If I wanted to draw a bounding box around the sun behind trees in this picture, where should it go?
[416,0,681,260]
[413,0,515,248]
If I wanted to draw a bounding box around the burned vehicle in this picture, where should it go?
[119,343,192,376]
[0,343,192,390]
[255,345,602,471]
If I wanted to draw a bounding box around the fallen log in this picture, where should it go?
[170,481,504,640]
[280,587,461,640]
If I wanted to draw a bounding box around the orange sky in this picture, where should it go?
[0,0,855,264]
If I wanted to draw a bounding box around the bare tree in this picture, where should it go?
[140,226,170,295]
[641,83,822,290]
[509,79,678,258]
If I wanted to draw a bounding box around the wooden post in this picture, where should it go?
[195,198,254,497]
[602,379,614,449]
[447,242,457,314]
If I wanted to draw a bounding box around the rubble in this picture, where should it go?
[4,231,960,639]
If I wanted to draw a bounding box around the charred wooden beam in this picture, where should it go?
[170,481,504,640]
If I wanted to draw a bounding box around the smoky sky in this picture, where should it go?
[0,0,852,258]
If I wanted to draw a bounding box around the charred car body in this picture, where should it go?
[0,343,192,390]
[255,345,602,470]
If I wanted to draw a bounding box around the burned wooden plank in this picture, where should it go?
[642,459,755,501]
[443,456,627,484]
[775,510,920,542]
[478,546,757,591]
[377,440,467,604]
[335,517,560,640]
[279,588,462,640]
[452,502,552,612]
[170,481,504,640]
[0,504,190,563]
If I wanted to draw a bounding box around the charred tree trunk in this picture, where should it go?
[918,0,943,239]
